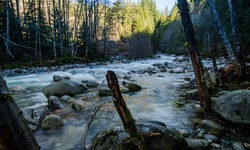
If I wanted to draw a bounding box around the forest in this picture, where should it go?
[1,0,249,66]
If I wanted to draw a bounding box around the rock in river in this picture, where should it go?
[213,90,250,125]
[42,79,87,98]
[41,115,64,129]
[91,122,188,150]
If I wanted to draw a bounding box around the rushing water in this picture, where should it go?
[4,54,197,150]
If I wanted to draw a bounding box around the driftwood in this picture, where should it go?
[106,70,148,150]
[0,75,40,150]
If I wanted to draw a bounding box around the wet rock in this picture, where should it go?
[186,139,210,150]
[86,92,97,99]
[146,67,159,74]
[184,77,191,81]
[221,142,245,150]
[22,106,47,131]
[210,143,221,149]
[42,79,87,98]
[173,56,189,62]
[62,75,70,80]
[12,85,26,92]
[99,87,112,96]
[120,87,130,93]
[91,122,188,150]
[185,89,199,99]
[82,80,99,87]
[178,129,190,138]
[53,75,62,82]
[202,134,220,143]
[213,90,250,125]
[71,100,86,111]
[60,95,71,102]
[122,81,141,92]
[48,96,63,110]
[169,67,185,73]
[198,120,224,137]
[41,115,64,129]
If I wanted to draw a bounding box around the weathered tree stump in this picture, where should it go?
[106,70,147,150]
[0,75,40,150]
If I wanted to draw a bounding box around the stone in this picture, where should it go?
[186,139,210,150]
[53,75,62,82]
[185,89,199,99]
[173,56,189,62]
[83,80,99,87]
[91,122,188,150]
[122,81,142,92]
[22,106,47,131]
[202,134,220,143]
[169,67,185,73]
[60,95,71,102]
[71,100,86,111]
[213,90,250,125]
[41,115,64,129]
[99,87,112,96]
[62,75,70,80]
[42,79,87,98]
[198,120,224,137]
[178,129,190,138]
[48,96,63,110]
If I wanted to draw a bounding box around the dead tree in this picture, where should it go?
[177,0,212,110]
[106,70,148,150]
[0,75,40,150]
[228,0,246,79]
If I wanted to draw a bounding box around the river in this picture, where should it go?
[4,54,198,150]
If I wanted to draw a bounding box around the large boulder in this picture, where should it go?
[91,122,188,150]
[213,90,250,125]
[42,79,87,98]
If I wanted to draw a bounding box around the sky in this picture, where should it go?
[154,0,177,11]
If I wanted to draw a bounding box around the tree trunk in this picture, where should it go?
[206,0,237,63]
[106,70,148,150]
[0,75,40,150]
[228,0,246,79]
[177,0,212,110]
[5,0,14,60]
[52,0,57,61]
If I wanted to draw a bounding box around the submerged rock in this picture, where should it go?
[213,90,250,125]
[91,122,188,150]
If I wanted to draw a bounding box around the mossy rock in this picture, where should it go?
[91,122,188,150]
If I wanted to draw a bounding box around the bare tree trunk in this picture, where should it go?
[5,0,14,59]
[52,0,57,61]
[0,75,40,150]
[206,0,237,63]
[58,0,63,56]
[177,0,212,110]
[106,70,148,150]
[228,0,245,79]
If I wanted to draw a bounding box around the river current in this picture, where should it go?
[4,54,197,150]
